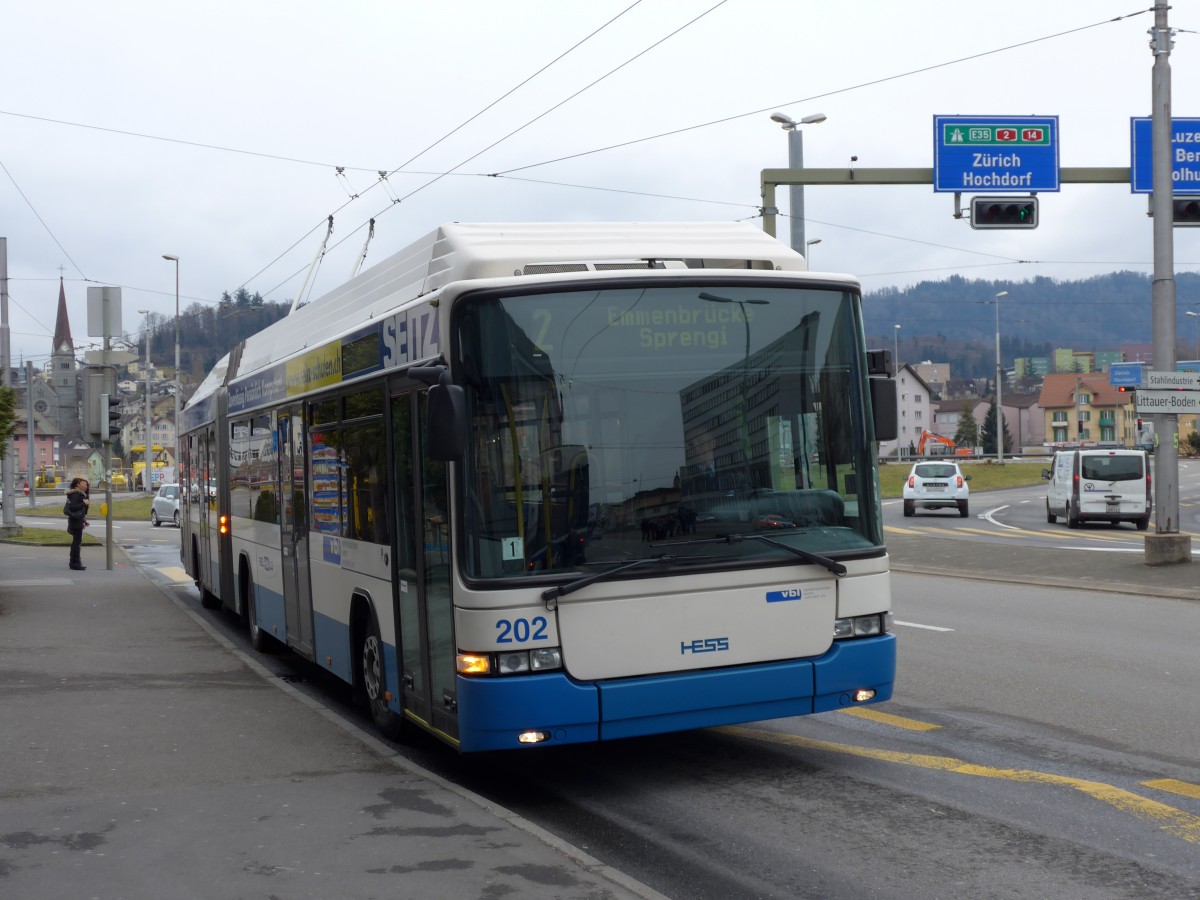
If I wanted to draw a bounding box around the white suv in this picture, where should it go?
[150,483,182,527]
[902,462,970,518]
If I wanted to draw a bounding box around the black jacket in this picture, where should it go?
[64,488,89,532]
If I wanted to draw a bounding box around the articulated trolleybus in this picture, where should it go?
[180,222,898,752]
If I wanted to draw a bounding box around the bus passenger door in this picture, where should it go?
[392,391,456,741]
[278,407,314,656]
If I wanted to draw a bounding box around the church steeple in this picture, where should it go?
[49,276,82,442]
[52,277,75,355]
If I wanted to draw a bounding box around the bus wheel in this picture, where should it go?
[246,575,274,653]
[195,545,220,609]
[360,613,406,740]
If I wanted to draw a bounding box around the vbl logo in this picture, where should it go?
[681,637,730,654]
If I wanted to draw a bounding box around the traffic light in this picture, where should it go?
[100,392,121,441]
[1173,198,1200,227]
[970,196,1039,230]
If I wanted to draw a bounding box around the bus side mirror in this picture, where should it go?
[427,382,466,462]
[870,377,898,442]
[1041,468,1051,480]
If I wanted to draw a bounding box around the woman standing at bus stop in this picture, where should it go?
[63,477,90,571]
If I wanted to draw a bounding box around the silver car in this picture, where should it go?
[150,483,181,527]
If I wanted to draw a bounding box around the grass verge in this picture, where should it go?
[0,526,103,546]
[878,458,1047,498]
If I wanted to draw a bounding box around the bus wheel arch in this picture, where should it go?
[351,593,407,740]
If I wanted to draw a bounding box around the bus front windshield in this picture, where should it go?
[454,282,883,581]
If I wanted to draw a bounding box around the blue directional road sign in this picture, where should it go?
[1109,362,1144,388]
[933,116,1060,193]
[1130,118,1200,194]
[936,116,1060,194]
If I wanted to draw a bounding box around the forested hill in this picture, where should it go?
[141,290,291,387]
[864,271,1200,381]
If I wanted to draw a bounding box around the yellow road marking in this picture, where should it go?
[720,725,1200,845]
[1143,778,1200,800]
[158,566,192,583]
[838,707,941,731]
[883,525,925,535]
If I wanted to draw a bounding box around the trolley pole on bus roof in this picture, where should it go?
[1145,0,1190,565]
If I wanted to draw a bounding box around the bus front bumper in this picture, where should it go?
[455,633,895,752]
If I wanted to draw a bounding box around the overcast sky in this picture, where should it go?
[3,0,1198,367]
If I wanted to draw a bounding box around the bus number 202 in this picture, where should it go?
[496,616,549,644]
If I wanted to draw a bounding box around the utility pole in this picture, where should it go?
[0,237,13,530]
[1146,0,1190,565]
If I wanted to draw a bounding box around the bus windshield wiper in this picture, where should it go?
[653,534,847,576]
[541,555,698,603]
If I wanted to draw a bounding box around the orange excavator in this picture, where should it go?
[916,430,961,456]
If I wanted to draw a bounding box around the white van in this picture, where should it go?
[1043,448,1151,530]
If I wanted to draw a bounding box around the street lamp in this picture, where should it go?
[892,324,901,374]
[991,290,1009,464]
[805,238,822,270]
[138,308,152,489]
[162,254,180,472]
[770,111,827,253]
[1187,310,1199,360]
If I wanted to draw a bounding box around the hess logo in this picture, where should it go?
[680,637,730,654]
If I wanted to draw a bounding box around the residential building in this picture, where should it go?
[1037,373,1136,447]
[882,364,934,458]
[912,361,950,399]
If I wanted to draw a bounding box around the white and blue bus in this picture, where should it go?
[179,221,898,752]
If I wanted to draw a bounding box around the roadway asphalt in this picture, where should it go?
[0,540,665,900]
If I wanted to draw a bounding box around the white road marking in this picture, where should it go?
[894,620,955,632]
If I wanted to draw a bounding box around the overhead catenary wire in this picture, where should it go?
[236,0,651,293]
[491,8,1154,176]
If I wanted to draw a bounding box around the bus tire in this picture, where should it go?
[195,543,220,609]
[245,573,274,653]
[360,611,406,741]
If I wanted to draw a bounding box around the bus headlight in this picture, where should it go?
[530,648,562,670]
[833,614,890,640]
[456,647,563,676]
[497,652,531,675]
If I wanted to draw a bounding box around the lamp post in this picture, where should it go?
[769,112,827,253]
[138,308,152,490]
[162,254,180,472]
[805,238,821,270]
[892,324,901,374]
[1187,310,1199,360]
[992,290,1009,464]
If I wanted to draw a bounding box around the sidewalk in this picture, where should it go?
[887,531,1200,601]
[0,542,662,900]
